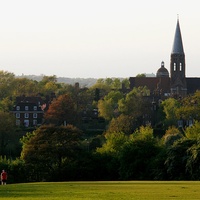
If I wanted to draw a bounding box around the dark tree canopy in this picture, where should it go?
[21,124,82,181]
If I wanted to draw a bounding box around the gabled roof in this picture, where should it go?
[171,19,184,54]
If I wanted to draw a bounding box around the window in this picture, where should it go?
[33,106,37,111]
[33,120,37,126]
[25,106,29,111]
[24,120,29,127]
[24,113,29,118]
[33,113,37,118]
[180,63,182,71]
[16,120,20,126]
[178,119,183,128]
[16,106,20,111]
[16,113,20,118]
[174,63,176,71]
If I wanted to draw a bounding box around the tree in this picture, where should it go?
[118,126,161,180]
[161,98,180,126]
[98,91,123,121]
[184,121,200,140]
[97,132,128,155]
[165,138,194,180]
[176,91,200,122]
[0,111,16,156]
[111,78,121,89]
[106,114,135,135]
[118,87,151,127]
[13,78,39,97]
[96,132,128,180]
[0,97,14,112]
[0,71,15,99]
[21,124,82,181]
[121,78,130,89]
[136,73,146,77]
[162,126,183,146]
[44,94,76,126]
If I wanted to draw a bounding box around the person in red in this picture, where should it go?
[1,170,7,185]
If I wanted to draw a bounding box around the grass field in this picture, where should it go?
[0,181,200,200]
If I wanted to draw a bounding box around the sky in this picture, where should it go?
[0,0,200,78]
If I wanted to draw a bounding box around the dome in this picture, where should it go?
[156,61,169,77]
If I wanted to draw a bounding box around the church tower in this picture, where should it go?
[170,18,187,97]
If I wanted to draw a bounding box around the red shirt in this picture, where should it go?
[1,172,7,180]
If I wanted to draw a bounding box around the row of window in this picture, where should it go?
[16,106,38,111]
[173,63,183,71]
[16,119,38,127]
[16,113,38,118]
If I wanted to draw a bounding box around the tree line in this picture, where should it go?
[0,70,200,182]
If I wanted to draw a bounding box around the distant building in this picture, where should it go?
[12,96,45,127]
[129,18,200,98]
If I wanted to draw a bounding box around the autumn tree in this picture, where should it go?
[44,94,76,126]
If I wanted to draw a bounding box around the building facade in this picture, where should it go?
[129,19,200,98]
[12,96,45,127]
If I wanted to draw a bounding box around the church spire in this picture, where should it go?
[171,17,184,54]
[170,17,187,97]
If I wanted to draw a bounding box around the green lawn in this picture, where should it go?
[0,181,200,200]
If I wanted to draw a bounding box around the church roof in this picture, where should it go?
[171,19,184,54]
[156,61,169,77]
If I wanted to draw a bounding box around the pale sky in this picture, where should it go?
[0,0,200,78]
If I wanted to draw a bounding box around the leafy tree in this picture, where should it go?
[165,138,194,180]
[21,124,82,181]
[44,94,76,126]
[121,78,130,89]
[97,132,128,155]
[119,126,161,180]
[0,71,15,99]
[96,132,128,180]
[38,75,62,96]
[136,73,146,77]
[162,126,183,146]
[184,121,200,140]
[176,91,200,122]
[104,78,113,86]
[98,91,123,120]
[165,121,200,180]
[106,114,135,135]
[0,97,14,112]
[161,98,180,126]
[12,78,39,97]
[0,111,16,156]
[111,78,121,89]
[118,87,151,125]
[40,75,57,84]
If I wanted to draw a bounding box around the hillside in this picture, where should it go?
[16,75,98,88]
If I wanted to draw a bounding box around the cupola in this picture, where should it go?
[156,61,169,77]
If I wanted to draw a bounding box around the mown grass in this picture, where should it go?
[0,181,200,200]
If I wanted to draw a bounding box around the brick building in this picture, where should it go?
[12,96,45,127]
[129,18,200,98]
